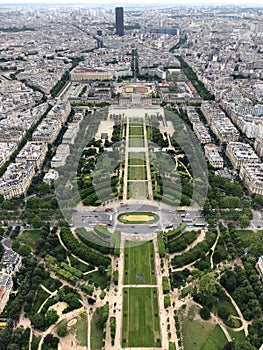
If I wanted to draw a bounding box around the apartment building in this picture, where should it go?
[0,157,4,168]
[43,169,59,184]
[0,275,12,314]
[62,124,79,145]
[240,163,263,196]
[0,127,25,143]
[186,107,201,124]
[32,119,61,143]
[51,154,68,168]
[193,123,211,144]
[0,142,18,162]
[201,101,226,125]
[48,100,71,124]
[71,67,114,81]
[210,118,239,143]
[0,162,35,199]
[16,141,48,169]
[226,142,260,169]
[254,138,263,158]
[204,144,224,169]
[72,111,84,123]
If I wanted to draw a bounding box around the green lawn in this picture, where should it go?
[236,230,253,243]
[19,229,41,248]
[129,125,143,137]
[83,270,110,290]
[227,328,245,343]
[127,181,148,199]
[75,317,88,346]
[212,291,239,319]
[129,124,144,147]
[91,308,104,350]
[124,240,156,285]
[201,325,228,350]
[181,305,228,350]
[122,287,161,348]
[128,152,146,165]
[32,288,50,314]
[128,165,146,180]
[129,137,144,147]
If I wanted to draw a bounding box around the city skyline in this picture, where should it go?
[0,0,263,5]
[0,2,262,350]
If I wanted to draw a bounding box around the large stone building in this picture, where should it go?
[32,119,61,143]
[226,142,260,169]
[210,118,239,143]
[115,7,124,37]
[254,137,263,158]
[0,162,35,199]
[193,124,211,144]
[240,163,263,196]
[204,144,224,169]
[16,141,48,170]
[70,67,114,81]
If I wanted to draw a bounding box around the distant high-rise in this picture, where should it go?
[115,7,124,36]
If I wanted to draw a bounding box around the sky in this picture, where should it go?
[0,0,262,5]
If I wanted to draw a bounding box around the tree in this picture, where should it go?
[249,231,263,258]
[45,309,59,327]
[31,314,46,330]
[196,272,217,301]
[43,333,54,344]
[248,318,263,348]
[234,340,257,350]
[225,275,236,292]
[18,245,31,257]
[223,342,235,350]
[218,305,230,320]
[56,323,68,337]
[38,182,51,196]
[240,214,249,228]
[31,215,42,229]
[200,306,211,320]
[26,197,39,209]
[6,344,19,350]
[68,297,81,310]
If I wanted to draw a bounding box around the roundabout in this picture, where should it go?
[117,211,159,224]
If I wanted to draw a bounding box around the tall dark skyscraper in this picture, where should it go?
[115,7,124,36]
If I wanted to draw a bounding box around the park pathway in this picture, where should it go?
[122,117,129,201]
[153,237,169,350]
[143,118,153,200]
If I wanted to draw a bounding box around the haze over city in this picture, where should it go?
[0,0,263,5]
[0,2,262,350]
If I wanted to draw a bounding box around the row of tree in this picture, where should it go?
[60,227,111,268]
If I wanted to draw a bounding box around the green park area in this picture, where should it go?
[128,152,146,165]
[180,305,228,350]
[129,123,144,147]
[118,212,159,224]
[124,240,156,285]
[122,287,161,348]
[128,165,147,180]
[127,181,148,199]
[129,137,144,147]
[129,124,144,137]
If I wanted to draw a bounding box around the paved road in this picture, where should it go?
[2,237,11,249]
[251,210,263,229]
[70,202,206,235]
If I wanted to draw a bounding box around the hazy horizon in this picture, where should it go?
[0,0,262,6]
